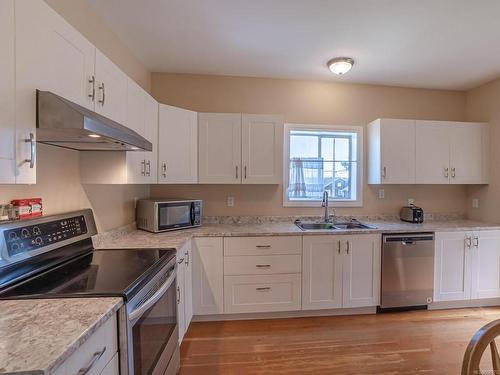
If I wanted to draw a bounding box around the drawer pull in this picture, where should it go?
[255,264,271,268]
[77,346,106,375]
[256,287,271,291]
[256,245,271,248]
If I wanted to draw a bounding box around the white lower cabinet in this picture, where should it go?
[53,314,118,375]
[192,237,224,315]
[302,234,381,310]
[434,230,500,302]
[224,274,301,313]
[177,242,193,343]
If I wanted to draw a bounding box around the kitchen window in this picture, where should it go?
[283,123,363,207]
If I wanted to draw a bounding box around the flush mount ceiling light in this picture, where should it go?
[327,57,354,75]
[88,133,101,138]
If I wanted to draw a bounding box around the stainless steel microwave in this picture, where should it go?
[136,199,202,232]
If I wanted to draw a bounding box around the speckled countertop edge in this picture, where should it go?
[0,297,123,375]
[93,217,500,250]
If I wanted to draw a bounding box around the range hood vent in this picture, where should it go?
[36,90,152,151]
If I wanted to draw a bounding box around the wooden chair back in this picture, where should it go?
[463,319,500,375]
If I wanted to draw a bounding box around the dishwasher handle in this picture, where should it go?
[383,233,434,243]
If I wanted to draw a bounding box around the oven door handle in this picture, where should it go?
[128,265,176,322]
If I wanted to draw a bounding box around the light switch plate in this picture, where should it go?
[408,198,415,206]
[378,189,385,199]
[227,196,235,207]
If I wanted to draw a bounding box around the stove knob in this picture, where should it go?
[33,226,41,235]
[35,237,43,245]
[9,232,18,240]
[11,243,19,252]
[21,229,30,238]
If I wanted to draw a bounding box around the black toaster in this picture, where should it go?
[400,204,424,223]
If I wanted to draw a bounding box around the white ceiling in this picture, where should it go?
[88,0,500,90]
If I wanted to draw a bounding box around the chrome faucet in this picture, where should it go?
[322,191,330,222]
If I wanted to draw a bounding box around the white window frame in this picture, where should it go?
[283,123,364,207]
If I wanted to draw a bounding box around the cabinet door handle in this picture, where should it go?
[256,264,271,268]
[451,167,456,178]
[256,245,271,248]
[346,240,350,254]
[141,160,146,176]
[185,251,190,266]
[98,83,105,105]
[161,162,167,178]
[256,287,271,291]
[465,236,472,248]
[88,76,95,102]
[146,160,151,176]
[244,166,247,179]
[444,167,449,178]
[24,133,36,168]
[337,240,341,254]
[473,236,479,248]
[177,285,181,304]
[235,165,239,179]
[382,166,387,179]
[77,346,106,375]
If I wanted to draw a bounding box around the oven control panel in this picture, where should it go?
[3,215,88,257]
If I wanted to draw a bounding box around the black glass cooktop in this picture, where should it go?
[0,248,176,301]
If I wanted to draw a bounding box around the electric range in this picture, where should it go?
[0,209,180,375]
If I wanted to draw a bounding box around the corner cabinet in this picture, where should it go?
[198,113,283,184]
[368,118,489,185]
[158,104,198,183]
[434,230,500,302]
[302,234,381,310]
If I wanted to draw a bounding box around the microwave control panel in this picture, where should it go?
[3,215,88,257]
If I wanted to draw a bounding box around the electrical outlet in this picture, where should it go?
[472,199,479,209]
[378,189,385,199]
[408,198,415,206]
[227,196,235,207]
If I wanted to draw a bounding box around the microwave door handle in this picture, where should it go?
[128,265,176,322]
[190,203,195,225]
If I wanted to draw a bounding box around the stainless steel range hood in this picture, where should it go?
[36,90,152,151]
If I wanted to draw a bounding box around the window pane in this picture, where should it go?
[287,127,359,203]
[334,138,350,161]
[290,134,318,159]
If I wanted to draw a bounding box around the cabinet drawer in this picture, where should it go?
[224,274,301,313]
[224,236,302,256]
[65,314,118,375]
[224,255,301,275]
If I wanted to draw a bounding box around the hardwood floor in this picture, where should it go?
[179,307,500,374]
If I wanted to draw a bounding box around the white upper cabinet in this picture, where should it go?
[415,121,451,184]
[416,120,489,184]
[158,104,198,184]
[367,119,416,184]
[198,113,283,184]
[0,0,15,183]
[94,49,127,125]
[198,113,242,184]
[144,94,158,183]
[241,114,283,184]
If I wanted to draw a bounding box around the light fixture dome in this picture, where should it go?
[327,57,354,75]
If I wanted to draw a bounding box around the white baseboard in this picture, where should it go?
[192,306,377,322]
[429,298,500,310]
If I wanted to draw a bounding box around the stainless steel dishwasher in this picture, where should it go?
[380,233,435,310]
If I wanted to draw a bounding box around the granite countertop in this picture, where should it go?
[0,297,123,375]
[93,219,500,250]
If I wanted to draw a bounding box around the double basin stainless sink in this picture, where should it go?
[296,221,376,231]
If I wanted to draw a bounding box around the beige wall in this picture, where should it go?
[44,0,151,92]
[0,1,151,232]
[151,73,468,217]
[466,78,500,223]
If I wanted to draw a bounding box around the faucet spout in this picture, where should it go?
[322,191,329,222]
